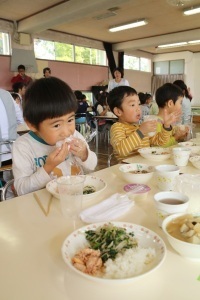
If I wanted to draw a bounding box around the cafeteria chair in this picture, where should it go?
[75,113,88,136]
[1,179,17,201]
[0,140,15,201]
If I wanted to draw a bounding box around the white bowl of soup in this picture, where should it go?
[162,213,200,261]
[119,163,154,184]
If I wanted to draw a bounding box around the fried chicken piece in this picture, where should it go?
[72,248,103,275]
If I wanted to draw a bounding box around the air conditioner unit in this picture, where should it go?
[19,33,31,45]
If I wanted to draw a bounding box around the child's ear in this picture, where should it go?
[25,120,37,132]
[167,99,174,108]
[113,107,122,117]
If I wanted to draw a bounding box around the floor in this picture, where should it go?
[88,134,118,171]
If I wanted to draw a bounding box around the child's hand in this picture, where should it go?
[69,138,88,162]
[44,142,69,174]
[174,127,189,141]
[163,109,181,128]
[139,120,157,135]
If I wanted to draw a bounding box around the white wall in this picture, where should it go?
[153,51,200,106]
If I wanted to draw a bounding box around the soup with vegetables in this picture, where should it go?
[166,214,200,244]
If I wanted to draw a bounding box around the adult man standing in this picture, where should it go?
[11,64,32,85]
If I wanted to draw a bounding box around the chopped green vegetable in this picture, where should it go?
[85,223,138,262]
[83,185,96,195]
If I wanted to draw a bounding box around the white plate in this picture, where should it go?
[138,147,171,161]
[46,175,107,200]
[61,222,166,284]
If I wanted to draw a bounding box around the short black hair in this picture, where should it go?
[43,67,51,75]
[18,64,25,70]
[23,77,78,129]
[138,92,146,105]
[156,83,183,108]
[107,86,137,113]
[74,90,83,100]
[12,82,26,92]
[10,92,20,101]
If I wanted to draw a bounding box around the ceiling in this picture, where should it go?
[1,0,200,54]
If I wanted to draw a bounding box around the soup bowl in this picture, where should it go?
[119,163,154,184]
[162,213,200,261]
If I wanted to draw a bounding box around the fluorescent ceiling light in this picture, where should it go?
[183,6,200,15]
[109,19,148,32]
[158,40,200,49]
[158,42,187,48]
[188,40,200,44]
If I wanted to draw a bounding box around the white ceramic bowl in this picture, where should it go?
[190,138,200,145]
[119,163,154,184]
[46,175,107,201]
[138,147,171,161]
[154,191,189,227]
[178,141,196,147]
[162,213,200,261]
[61,222,166,283]
[189,156,200,169]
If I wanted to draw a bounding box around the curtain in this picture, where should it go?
[151,74,185,96]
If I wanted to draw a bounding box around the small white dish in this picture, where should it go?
[46,175,107,200]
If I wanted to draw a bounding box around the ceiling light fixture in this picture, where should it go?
[158,42,187,48]
[183,6,200,15]
[109,19,148,32]
[158,40,200,49]
[188,40,200,44]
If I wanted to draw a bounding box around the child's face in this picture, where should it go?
[15,97,21,105]
[30,112,76,145]
[169,96,183,114]
[20,86,26,96]
[115,94,141,123]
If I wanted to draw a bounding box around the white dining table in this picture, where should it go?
[0,155,200,300]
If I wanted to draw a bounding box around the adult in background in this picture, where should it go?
[43,67,51,78]
[11,64,32,85]
[173,80,192,124]
[107,67,129,92]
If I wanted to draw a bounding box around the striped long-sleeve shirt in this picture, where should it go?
[110,122,172,161]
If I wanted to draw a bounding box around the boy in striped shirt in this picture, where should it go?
[107,86,180,161]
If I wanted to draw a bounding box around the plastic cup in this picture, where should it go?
[172,147,191,167]
[57,175,85,220]
[143,115,158,137]
[154,164,180,191]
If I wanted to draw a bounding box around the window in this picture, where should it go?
[154,60,184,75]
[0,32,11,55]
[140,57,151,72]
[34,39,55,60]
[55,42,74,62]
[124,55,151,72]
[81,92,94,106]
[34,39,107,66]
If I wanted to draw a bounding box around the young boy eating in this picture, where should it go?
[12,77,97,196]
[107,86,180,161]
